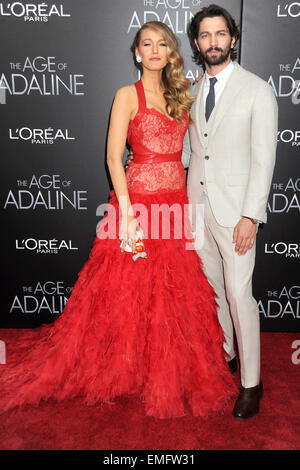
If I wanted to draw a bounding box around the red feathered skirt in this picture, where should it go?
[0,187,236,418]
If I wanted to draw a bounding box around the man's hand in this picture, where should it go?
[233,218,257,256]
[125,150,134,169]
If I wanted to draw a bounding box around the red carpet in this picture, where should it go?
[0,331,299,450]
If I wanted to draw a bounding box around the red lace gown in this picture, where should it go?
[0,80,236,418]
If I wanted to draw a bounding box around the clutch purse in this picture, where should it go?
[120,230,147,262]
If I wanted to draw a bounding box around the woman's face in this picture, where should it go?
[135,28,169,71]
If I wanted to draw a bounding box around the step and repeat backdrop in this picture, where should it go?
[0,0,299,331]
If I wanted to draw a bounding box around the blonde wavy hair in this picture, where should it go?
[131,21,195,122]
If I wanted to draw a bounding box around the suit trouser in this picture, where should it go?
[196,193,260,388]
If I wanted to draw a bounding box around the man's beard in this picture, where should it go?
[202,44,232,66]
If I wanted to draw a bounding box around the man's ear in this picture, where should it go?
[194,38,200,52]
[231,36,237,49]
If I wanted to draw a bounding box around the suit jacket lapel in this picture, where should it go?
[209,63,246,141]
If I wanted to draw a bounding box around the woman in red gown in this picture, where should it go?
[0,22,236,419]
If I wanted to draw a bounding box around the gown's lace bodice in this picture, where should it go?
[126,80,189,193]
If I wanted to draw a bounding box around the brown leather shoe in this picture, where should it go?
[233,381,263,420]
[228,357,237,374]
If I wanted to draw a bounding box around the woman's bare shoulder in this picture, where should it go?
[115,83,137,101]
[113,84,138,119]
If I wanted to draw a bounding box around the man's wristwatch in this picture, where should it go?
[243,216,259,224]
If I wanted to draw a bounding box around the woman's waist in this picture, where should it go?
[126,161,186,193]
[132,150,182,164]
[127,160,184,172]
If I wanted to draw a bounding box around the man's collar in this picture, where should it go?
[205,61,234,84]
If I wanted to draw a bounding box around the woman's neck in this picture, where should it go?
[141,70,164,93]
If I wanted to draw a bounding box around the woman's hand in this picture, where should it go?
[119,215,140,253]
[193,73,204,84]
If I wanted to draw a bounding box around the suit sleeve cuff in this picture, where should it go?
[242,216,262,224]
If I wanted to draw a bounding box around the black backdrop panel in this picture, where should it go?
[241,0,300,332]
[1,0,298,331]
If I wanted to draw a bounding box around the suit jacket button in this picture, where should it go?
[205,155,209,160]
[204,133,208,137]
[200,181,204,185]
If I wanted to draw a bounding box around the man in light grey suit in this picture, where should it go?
[183,4,278,419]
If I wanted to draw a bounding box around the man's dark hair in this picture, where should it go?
[187,4,240,67]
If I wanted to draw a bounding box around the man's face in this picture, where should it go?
[194,16,236,67]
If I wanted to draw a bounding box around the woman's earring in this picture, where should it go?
[136,55,142,63]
